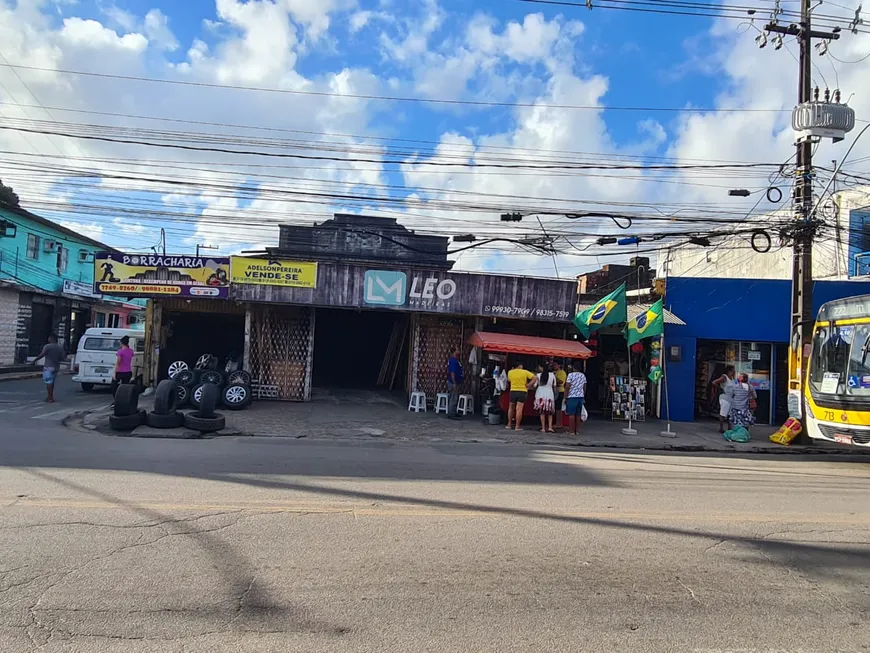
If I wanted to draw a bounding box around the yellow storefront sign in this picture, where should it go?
[231,257,317,288]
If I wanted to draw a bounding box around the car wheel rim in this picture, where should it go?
[168,361,188,378]
[194,388,202,403]
[229,371,248,385]
[226,386,246,404]
[196,354,212,369]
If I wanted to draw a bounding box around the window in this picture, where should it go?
[82,337,122,352]
[58,247,69,273]
[107,314,121,328]
[26,234,39,259]
[94,312,106,328]
[135,338,145,353]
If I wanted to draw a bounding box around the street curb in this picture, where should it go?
[0,372,43,382]
[65,408,870,456]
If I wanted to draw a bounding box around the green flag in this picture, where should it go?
[574,283,627,339]
[625,298,664,346]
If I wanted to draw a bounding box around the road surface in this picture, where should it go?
[0,379,868,652]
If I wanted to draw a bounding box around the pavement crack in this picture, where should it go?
[704,539,728,553]
[675,576,701,605]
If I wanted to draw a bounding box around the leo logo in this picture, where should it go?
[364,270,407,306]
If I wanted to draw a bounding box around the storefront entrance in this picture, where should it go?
[313,308,409,390]
[694,340,773,425]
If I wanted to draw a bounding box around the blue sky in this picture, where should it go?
[1,0,869,276]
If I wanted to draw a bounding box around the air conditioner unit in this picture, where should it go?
[77,249,90,263]
[43,240,58,253]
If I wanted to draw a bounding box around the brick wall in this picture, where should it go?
[0,288,19,365]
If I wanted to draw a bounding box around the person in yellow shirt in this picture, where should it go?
[553,361,568,431]
[506,361,536,431]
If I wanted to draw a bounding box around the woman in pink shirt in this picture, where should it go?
[111,335,134,398]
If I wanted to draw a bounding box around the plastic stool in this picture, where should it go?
[434,393,449,414]
[457,394,474,416]
[408,391,427,413]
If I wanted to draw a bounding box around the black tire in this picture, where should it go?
[153,379,179,415]
[174,369,196,387]
[184,411,226,433]
[198,382,220,418]
[109,409,145,431]
[199,370,224,387]
[81,382,94,392]
[222,383,252,410]
[145,411,184,429]
[113,384,139,417]
[176,383,189,408]
[226,369,252,387]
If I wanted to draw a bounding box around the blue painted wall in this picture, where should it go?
[663,277,870,422]
[0,205,101,293]
[848,209,870,277]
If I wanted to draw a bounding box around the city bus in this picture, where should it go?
[804,294,870,448]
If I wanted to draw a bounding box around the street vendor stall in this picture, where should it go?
[467,331,594,424]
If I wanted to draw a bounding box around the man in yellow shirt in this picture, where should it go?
[506,362,536,431]
[553,362,568,431]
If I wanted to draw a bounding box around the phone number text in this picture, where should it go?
[485,305,570,319]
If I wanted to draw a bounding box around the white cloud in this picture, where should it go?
[349,10,371,33]
[144,9,179,52]
[59,17,148,52]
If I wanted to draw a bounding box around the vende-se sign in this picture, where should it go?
[233,262,576,322]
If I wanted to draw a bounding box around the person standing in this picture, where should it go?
[534,363,557,433]
[564,362,588,435]
[553,362,567,431]
[111,335,134,401]
[31,333,65,403]
[506,361,536,431]
[728,372,757,433]
[447,347,463,419]
[712,365,736,433]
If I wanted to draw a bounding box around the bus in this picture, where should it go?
[804,294,870,448]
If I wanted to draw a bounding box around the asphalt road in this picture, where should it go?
[1,380,869,652]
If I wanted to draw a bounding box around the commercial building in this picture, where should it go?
[140,215,581,403]
[663,276,870,425]
[0,203,144,365]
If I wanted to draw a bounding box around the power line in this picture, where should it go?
[0,63,801,114]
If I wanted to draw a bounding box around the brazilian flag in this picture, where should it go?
[574,283,627,339]
[625,298,664,346]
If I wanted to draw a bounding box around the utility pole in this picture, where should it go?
[765,3,847,434]
[196,243,218,257]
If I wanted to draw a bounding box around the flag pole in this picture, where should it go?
[621,336,637,436]
[660,330,676,438]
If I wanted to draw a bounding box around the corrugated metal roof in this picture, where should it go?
[574,302,686,326]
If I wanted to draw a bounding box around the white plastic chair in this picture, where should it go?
[457,394,474,416]
[434,393,449,414]
[408,391,427,413]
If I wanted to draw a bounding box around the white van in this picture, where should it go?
[72,328,145,391]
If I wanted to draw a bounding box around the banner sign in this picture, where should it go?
[63,279,100,299]
[233,262,577,322]
[94,253,231,298]
[230,257,317,288]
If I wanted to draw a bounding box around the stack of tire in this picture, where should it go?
[183,381,226,433]
[109,384,145,431]
[168,360,253,412]
[144,379,185,429]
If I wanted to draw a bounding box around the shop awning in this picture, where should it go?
[573,302,686,326]
[468,332,594,358]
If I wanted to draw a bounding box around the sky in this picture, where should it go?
[1,0,870,278]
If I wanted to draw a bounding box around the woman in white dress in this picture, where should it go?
[534,363,557,433]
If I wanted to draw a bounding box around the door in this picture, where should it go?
[29,303,54,356]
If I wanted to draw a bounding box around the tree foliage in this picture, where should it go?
[0,179,20,207]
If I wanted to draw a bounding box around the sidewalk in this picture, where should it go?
[79,388,864,455]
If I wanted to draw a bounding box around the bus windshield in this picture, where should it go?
[809,323,870,397]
